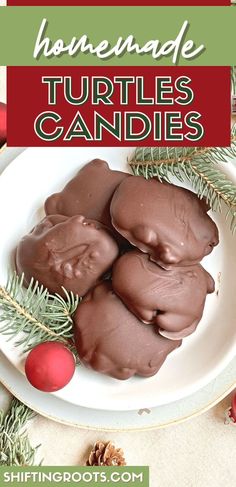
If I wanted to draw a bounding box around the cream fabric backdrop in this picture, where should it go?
[0,383,235,486]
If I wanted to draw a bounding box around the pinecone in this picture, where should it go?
[86,441,126,466]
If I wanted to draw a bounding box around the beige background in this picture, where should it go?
[0,26,236,485]
[0,384,235,486]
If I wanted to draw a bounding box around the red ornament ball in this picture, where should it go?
[229,392,236,423]
[25,341,76,392]
[0,102,7,147]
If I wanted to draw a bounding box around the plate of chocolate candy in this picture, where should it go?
[0,147,235,411]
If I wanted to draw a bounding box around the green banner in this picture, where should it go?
[0,467,149,487]
[0,6,235,66]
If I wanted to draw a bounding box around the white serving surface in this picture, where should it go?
[0,147,235,411]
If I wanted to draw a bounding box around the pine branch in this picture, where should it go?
[131,129,236,170]
[0,273,80,354]
[0,398,40,466]
[130,128,236,233]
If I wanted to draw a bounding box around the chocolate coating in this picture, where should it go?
[45,159,129,232]
[110,177,219,268]
[73,281,181,380]
[112,251,215,340]
[16,215,119,297]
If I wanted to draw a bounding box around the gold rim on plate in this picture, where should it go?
[0,375,235,432]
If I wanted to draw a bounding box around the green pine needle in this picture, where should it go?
[0,273,80,354]
[0,398,40,466]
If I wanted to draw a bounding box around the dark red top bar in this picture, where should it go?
[7,1,231,6]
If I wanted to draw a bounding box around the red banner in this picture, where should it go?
[7,1,231,6]
[7,66,231,147]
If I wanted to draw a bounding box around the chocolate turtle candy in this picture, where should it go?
[45,159,129,232]
[16,214,119,297]
[73,281,181,380]
[112,250,215,340]
[110,177,219,268]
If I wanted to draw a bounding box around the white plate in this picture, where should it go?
[0,350,235,431]
[0,147,236,411]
